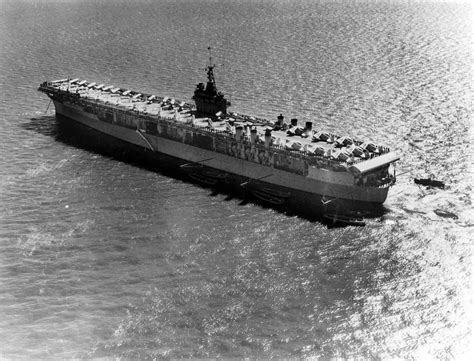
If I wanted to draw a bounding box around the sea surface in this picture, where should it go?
[0,0,472,359]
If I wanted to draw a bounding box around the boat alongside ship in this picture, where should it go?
[38,52,400,217]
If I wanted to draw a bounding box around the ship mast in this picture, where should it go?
[205,46,217,95]
[192,47,231,116]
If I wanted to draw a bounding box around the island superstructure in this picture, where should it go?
[38,53,399,214]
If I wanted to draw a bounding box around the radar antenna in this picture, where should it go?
[206,46,216,91]
[192,47,231,115]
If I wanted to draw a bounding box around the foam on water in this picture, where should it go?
[0,0,471,359]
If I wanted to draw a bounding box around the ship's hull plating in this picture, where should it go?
[53,100,388,215]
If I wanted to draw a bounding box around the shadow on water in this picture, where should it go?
[22,115,388,225]
[23,115,59,137]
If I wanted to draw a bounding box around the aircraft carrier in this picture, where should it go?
[38,52,400,217]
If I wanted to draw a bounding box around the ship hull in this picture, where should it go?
[52,100,388,216]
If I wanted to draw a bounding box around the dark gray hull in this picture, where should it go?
[53,106,387,219]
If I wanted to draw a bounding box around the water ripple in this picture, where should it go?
[0,0,471,359]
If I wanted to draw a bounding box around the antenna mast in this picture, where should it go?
[193,47,231,115]
[206,46,216,88]
[208,46,213,68]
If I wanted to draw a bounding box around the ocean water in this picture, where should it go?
[0,0,472,359]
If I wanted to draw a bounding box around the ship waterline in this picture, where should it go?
[39,72,399,215]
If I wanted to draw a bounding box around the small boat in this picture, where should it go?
[434,209,458,219]
[261,187,290,198]
[251,189,285,205]
[201,169,228,180]
[323,213,366,227]
[414,178,445,189]
[188,173,218,185]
